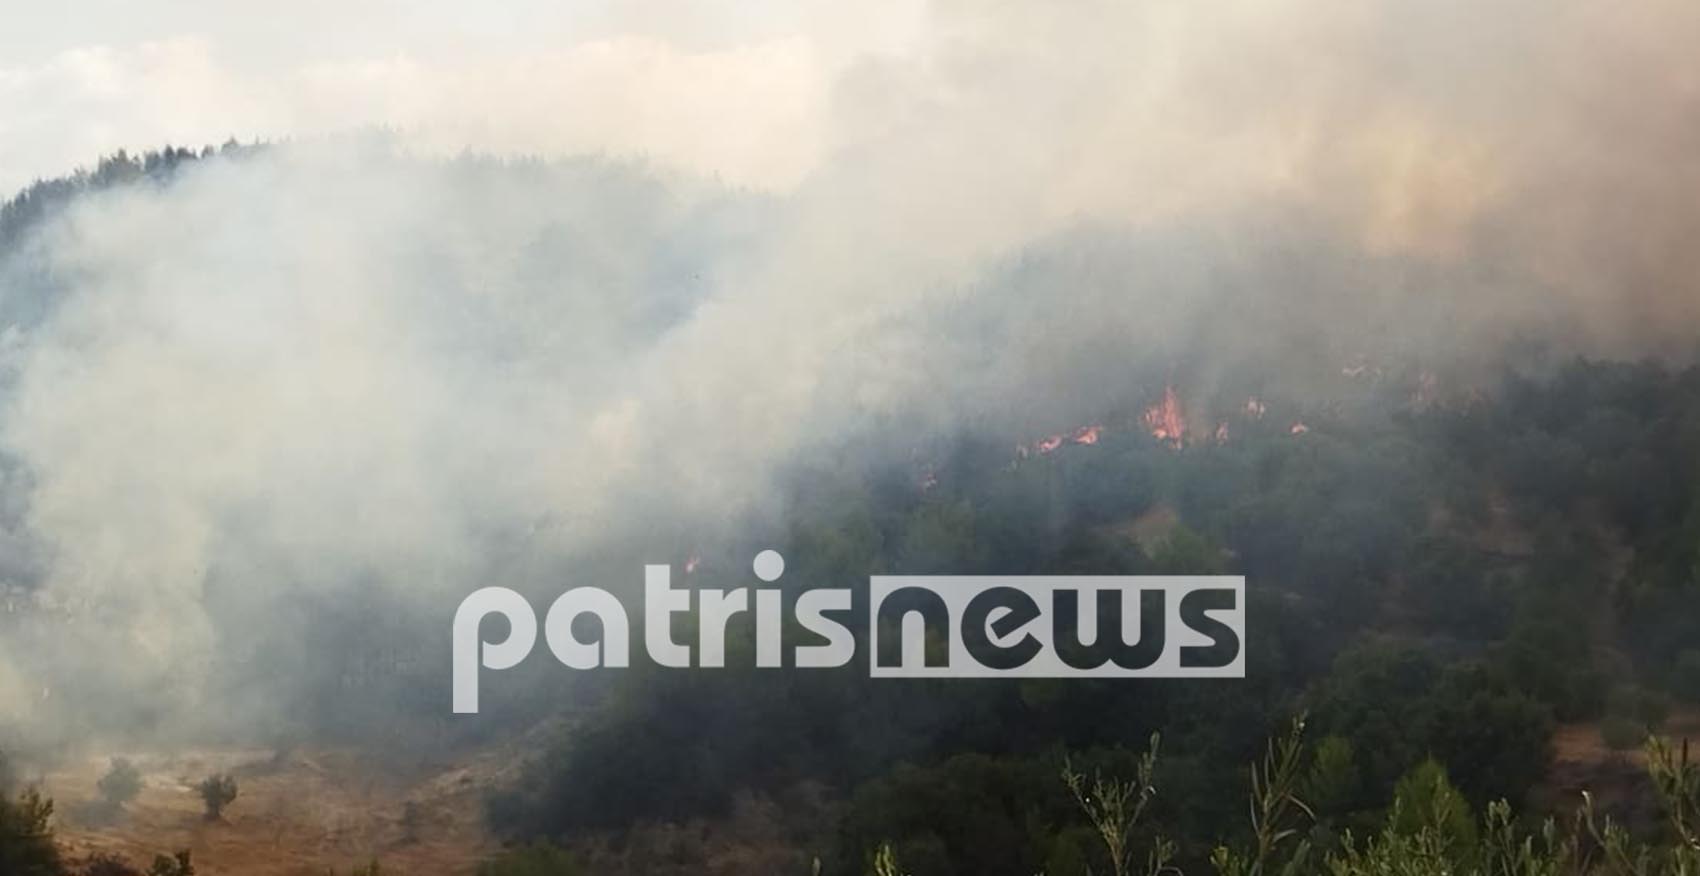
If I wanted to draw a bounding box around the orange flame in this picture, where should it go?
[1143,385,1187,447]
[1017,423,1106,461]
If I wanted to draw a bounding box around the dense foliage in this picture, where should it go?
[4,151,1700,875]
[485,357,1700,875]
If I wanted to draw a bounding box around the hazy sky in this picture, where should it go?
[0,0,928,193]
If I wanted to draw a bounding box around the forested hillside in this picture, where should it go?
[2,153,1699,876]
[484,353,1700,875]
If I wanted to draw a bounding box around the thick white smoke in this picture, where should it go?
[1,0,1698,745]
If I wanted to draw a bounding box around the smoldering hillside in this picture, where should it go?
[1,0,1699,756]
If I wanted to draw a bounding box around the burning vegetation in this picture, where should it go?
[1143,385,1188,447]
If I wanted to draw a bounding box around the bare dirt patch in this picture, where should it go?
[44,747,501,876]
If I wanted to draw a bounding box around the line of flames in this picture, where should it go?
[994,383,1329,482]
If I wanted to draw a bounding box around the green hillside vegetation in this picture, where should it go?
[5,152,1700,875]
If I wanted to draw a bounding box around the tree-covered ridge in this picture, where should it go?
[0,145,240,251]
[2,152,1699,875]
[485,357,1700,875]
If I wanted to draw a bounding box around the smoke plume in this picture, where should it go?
[1,0,1697,747]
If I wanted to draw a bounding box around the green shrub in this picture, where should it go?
[477,841,582,876]
[1388,759,1476,850]
[97,759,143,811]
[1305,736,1360,815]
[196,774,237,821]
[0,788,62,876]
[145,850,194,876]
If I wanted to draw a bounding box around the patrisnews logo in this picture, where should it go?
[452,554,1244,713]
[870,576,1243,678]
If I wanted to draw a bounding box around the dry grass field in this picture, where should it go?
[43,746,503,876]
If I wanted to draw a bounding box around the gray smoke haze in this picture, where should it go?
[1,0,1698,748]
